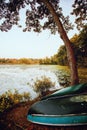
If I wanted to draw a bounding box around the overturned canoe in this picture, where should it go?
[27,83,87,126]
[41,83,87,100]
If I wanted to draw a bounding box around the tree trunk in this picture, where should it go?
[41,0,79,85]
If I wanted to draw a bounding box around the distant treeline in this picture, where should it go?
[0,58,39,64]
[0,25,87,67]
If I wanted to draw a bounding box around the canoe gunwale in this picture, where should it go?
[41,83,87,100]
[27,121,87,126]
[31,113,87,117]
[42,92,87,100]
[27,114,87,126]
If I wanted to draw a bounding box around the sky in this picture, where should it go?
[0,0,78,59]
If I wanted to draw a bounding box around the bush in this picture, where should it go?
[0,90,30,112]
[0,95,14,112]
[34,76,55,96]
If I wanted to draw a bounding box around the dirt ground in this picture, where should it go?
[0,101,31,130]
[0,100,87,130]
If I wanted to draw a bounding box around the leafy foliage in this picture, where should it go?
[56,45,67,66]
[39,25,87,67]
[52,25,87,67]
[34,76,55,96]
[0,90,30,112]
[0,0,85,32]
[72,0,87,30]
[71,25,87,67]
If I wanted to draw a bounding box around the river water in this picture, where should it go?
[0,65,67,99]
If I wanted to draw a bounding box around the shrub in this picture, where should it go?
[34,76,55,96]
[0,90,30,112]
[0,95,14,112]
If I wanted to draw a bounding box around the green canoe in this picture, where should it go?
[27,83,87,126]
[42,83,87,100]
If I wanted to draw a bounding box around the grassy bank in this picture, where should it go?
[55,65,87,85]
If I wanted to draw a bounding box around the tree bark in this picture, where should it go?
[41,0,79,85]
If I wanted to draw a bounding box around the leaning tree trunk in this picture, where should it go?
[28,2,82,130]
[42,0,79,85]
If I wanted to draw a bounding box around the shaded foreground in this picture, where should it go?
[0,99,87,130]
[0,100,36,130]
[28,124,87,130]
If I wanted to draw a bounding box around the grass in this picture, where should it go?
[78,67,87,83]
[56,65,87,86]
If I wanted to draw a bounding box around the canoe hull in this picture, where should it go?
[42,83,87,100]
[27,83,87,126]
[27,114,87,126]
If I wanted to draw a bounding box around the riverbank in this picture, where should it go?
[0,99,87,130]
[0,65,87,129]
[0,99,36,130]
